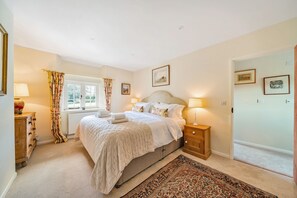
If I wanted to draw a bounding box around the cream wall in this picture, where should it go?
[234,50,294,153]
[14,45,133,143]
[0,0,16,197]
[133,17,297,157]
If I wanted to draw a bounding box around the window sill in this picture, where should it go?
[62,108,100,113]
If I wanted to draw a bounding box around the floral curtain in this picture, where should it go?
[104,78,113,111]
[46,70,68,143]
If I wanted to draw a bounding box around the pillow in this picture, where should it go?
[132,106,144,112]
[134,102,151,112]
[169,104,185,119]
[151,102,184,118]
[151,106,168,117]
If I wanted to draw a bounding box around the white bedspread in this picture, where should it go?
[125,111,183,148]
[77,111,183,194]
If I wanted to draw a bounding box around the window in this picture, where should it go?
[63,80,100,110]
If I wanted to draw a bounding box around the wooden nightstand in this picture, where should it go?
[183,124,211,160]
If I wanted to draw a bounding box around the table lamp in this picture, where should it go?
[188,98,203,125]
[14,83,29,114]
[131,98,139,108]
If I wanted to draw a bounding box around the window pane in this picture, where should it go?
[67,84,81,109]
[85,85,97,107]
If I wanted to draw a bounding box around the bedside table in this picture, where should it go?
[183,124,211,160]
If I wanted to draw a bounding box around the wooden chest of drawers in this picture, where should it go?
[14,112,37,167]
[183,124,211,160]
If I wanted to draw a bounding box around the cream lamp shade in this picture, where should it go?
[188,98,203,108]
[14,83,30,98]
[188,98,204,125]
[14,83,29,114]
[131,98,139,104]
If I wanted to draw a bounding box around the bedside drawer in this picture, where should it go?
[27,131,34,145]
[184,136,204,154]
[184,127,204,140]
[27,138,35,157]
[26,116,33,133]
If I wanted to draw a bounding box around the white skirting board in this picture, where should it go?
[234,139,293,156]
[37,139,54,145]
[211,150,230,159]
[0,172,17,198]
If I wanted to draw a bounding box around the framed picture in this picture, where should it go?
[0,23,8,96]
[234,69,256,85]
[152,65,170,87]
[121,83,131,95]
[263,75,290,95]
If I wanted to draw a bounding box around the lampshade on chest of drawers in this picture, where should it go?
[183,124,211,160]
[14,112,37,167]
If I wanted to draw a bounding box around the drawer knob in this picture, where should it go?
[185,140,188,144]
[192,131,196,135]
[29,144,32,147]
[28,132,32,135]
[28,121,32,125]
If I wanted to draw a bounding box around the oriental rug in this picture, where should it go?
[122,155,277,198]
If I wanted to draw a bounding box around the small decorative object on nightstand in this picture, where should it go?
[183,124,211,160]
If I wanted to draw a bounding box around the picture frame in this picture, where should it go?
[152,65,170,87]
[121,83,131,95]
[263,75,290,95]
[234,69,256,85]
[0,23,8,96]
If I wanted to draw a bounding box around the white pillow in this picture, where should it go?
[170,104,185,119]
[134,102,151,112]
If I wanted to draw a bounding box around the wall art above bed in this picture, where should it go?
[152,65,170,87]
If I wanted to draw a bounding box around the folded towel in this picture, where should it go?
[111,113,126,120]
[108,118,128,124]
[97,110,111,118]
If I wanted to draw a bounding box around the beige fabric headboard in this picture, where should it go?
[141,90,187,106]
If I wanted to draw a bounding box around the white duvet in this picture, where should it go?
[77,111,184,194]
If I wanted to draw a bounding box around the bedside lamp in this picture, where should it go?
[14,83,30,114]
[131,98,139,107]
[188,98,203,125]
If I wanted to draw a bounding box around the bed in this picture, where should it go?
[76,91,187,194]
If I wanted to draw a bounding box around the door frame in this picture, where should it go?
[230,46,296,183]
[293,45,297,184]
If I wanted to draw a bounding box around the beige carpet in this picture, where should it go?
[6,140,297,198]
[234,143,293,177]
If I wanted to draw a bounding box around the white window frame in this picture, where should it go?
[63,80,100,110]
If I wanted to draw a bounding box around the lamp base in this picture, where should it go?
[192,122,198,126]
[14,99,25,114]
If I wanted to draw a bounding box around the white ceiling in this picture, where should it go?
[4,0,297,71]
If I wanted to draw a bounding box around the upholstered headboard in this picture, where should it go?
[141,90,187,106]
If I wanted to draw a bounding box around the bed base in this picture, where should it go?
[115,137,183,187]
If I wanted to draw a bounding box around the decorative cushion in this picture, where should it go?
[132,106,144,112]
[151,102,184,118]
[151,106,168,117]
[134,102,151,112]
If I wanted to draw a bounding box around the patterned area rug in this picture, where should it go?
[122,155,277,198]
